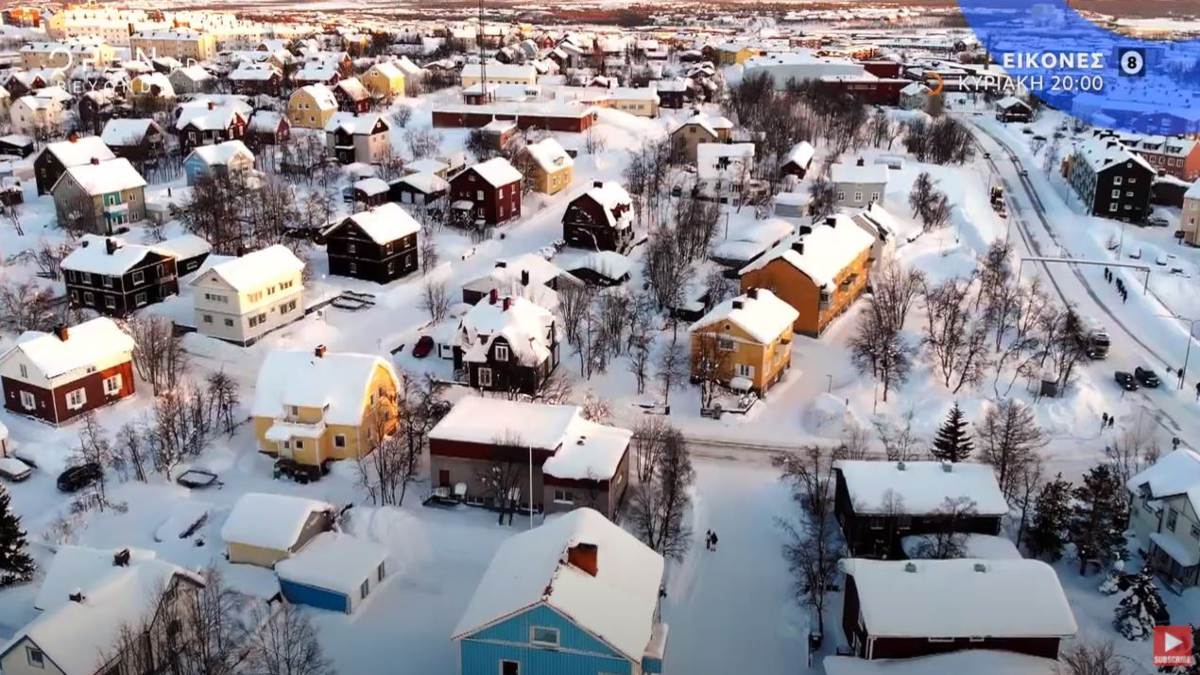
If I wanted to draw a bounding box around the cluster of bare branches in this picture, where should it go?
[908,172,952,231]
[0,279,65,332]
[902,116,974,165]
[849,259,924,402]
[626,422,694,560]
[125,315,189,396]
[357,374,446,508]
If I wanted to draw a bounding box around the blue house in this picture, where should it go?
[275,531,388,614]
[183,139,255,186]
[452,508,668,675]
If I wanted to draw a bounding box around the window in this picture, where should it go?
[66,387,87,409]
[1114,175,1123,185]
[102,275,113,288]
[476,190,484,200]
[132,270,145,285]
[377,562,386,581]
[853,191,863,203]
[360,579,370,599]
[717,337,735,352]
[1191,523,1200,540]
[553,489,573,504]
[84,291,95,304]
[224,318,234,327]
[26,646,44,669]
[868,516,884,530]
[19,364,27,378]
[1111,189,1121,199]
[81,272,93,284]
[203,314,213,323]
[1167,509,1179,531]
[735,363,755,379]
[495,345,509,362]
[103,374,122,395]
[334,434,346,448]
[295,440,304,449]
[870,192,880,202]
[1109,203,1118,212]
[500,661,520,675]
[135,292,147,306]
[349,262,357,274]
[348,242,356,254]
[105,295,116,310]
[478,367,493,387]
[20,391,35,410]
[837,191,846,201]
[530,626,560,647]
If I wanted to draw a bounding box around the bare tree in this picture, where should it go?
[692,332,733,410]
[1056,640,1126,675]
[0,280,60,332]
[127,315,189,396]
[74,412,116,508]
[849,299,915,403]
[655,337,688,411]
[626,426,694,560]
[632,417,671,483]
[244,602,333,675]
[977,398,1047,499]
[907,496,978,559]
[873,409,923,461]
[206,370,240,436]
[405,127,443,160]
[478,431,529,526]
[419,231,439,275]
[419,278,449,322]
[773,445,845,638]
[922,277,990,393]
[908,172,951,231]
[807,175,836,220]
[1105,421,1162,494]
[872,259,924,334]
[116,422,150,483]
[160,568,252,675]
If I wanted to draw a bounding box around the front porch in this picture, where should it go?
[1148,532,1200,592]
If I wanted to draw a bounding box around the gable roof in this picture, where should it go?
[220,492,333,551]
[830,160,889,185]
[834,460,1009,516]
[100,118,159,146]
[61,235,160,276]
[2,317,133,380]
[458,294,555,365]
[783,140,814,168]
[252,349,398,426]
[740,216,874,288]
[42,136,115,167]
[574,181,634,230]
[324,111,389,135]
[690,289,798,343]
[58,157,146,195]
[841,558,1076,639]
[296,83,337,110]
[325,202,419,244]
[524,137,573,173]
[190,245,303,292]
[466,157,523,187]
[452,508,663,663]
[186,139,253,167]
[1128,448,1200,515]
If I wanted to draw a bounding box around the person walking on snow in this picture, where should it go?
[1101,412,1109,429]
[710,531,719,552]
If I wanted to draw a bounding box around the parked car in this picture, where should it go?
[412,335,434,358]
[1135,367,1161,388]
[1128,247,1142,260]
[1147,216,1169,228]
[1156,253,1168,266]
[1114,371,1139,391]
[0,457,32,482]
[56,462,102,492]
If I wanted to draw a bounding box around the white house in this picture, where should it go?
[696,142,756,202]
[1126,448,1200,589]
[183,139,255,185]
[831,159,889,209]
[189,245,304,346]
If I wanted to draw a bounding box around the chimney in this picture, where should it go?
[747,288,758,300]
[941,461,952,473]
[54,324,69,341]
[826,216,837,227]
[567,542,598,577]
[798,225,812,236]
[105,238,118,255]
[113,548,131,567]
[731,299,744,310]
[856,157,865,167]
[495,260,507,269]
[68,131,79,143]
[502,297,511,311]
[904,562,918,573]
[592,180,602,189]
[69,590,85,603]
[314,344,327,358]
[90,157,100,165]
[791,241,805,256]
[520,269,530,286]
[489,288,498,305]
[207,100,216,110]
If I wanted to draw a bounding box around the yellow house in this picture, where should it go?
[689,288,798,394]
[251,346,401,475]
[521,137,574,195]
[361,61,406,100]
[740,215,875,337]
[221,492,335,568]
[287,83,338,129]
[714,43,757,66]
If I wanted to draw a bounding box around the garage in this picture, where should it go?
[274,531,389,614]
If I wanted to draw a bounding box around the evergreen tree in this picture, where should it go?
[1070,463,1127,575]
[0,485,34,587]
[1024,473,1072,561]
[930,402,974,462]
[1113,564,1170,641]
[1160,624,1199,674]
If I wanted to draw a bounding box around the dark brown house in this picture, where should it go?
[323,202,420,284]
[427,396,631,520]
[0,318,136,425]
[453,293,558,394]
[389,171,449,208]
[334,78,371,113]
[34,134,115,195]
[248,110,290,147]
[174,102,248,153]
[76,90,120,136]
[448,157,523,228]
[562,181,636,252]
[833,460,1009,559]
[100,118,167,163]
[840,558,1076,661]
[61,236,179,317]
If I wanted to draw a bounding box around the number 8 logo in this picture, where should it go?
[1119,48,1146,77]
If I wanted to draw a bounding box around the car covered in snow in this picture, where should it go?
[1114,371,1138,391]
[56,462,102,492]
[0,456,32,482]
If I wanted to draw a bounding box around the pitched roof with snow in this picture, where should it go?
[296,83,337,110]
[325,202,420,245]
[324,111,389,135]
[395,171,449,194]
[175,99,249,131]
[58,157,146,195]
[2,547,201,675]
[740,216,874,287]
[466,157,523,187]
[275,532,387,596]
[220,492,334,551]
[834,460,1009,516]
[190,245,303,292]
[3,317,133,380]
[524,137,573,173]
[336,77,369,100]
[783,140,814,168]
[252,348,397,426]
[825,650,1059,675]
[830,160,889,185]
[452,508,663,663]
[458,293,555,365]
[462,61,536,81]
[61,235,160,276]
[575,181,634,229]
[187,139,253,167]
[690,288,798,343]
[1074,135,1155,175]
[42,136,115,167]
[100,118,158,146]
[840,558,1076,639]
[1128,448,1200,515]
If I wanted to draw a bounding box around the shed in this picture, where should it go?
[275,531,388,614]
[221,492,335,568]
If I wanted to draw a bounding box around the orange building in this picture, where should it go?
[739,215,874,337]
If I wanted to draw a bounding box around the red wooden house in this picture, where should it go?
[449,157,523,228]
[0,318,136,425]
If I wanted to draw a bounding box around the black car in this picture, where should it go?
[1135,367,1161,388]
[57,462,102,492]
[1114,371,1139,391]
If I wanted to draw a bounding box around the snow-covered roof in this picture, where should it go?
[395,171,449,194]
[220,492,333,551]
[452,508,663,664]
[568,250,633,281]
[740,216,874,288]
[368,60,404,80]
[354,176,390,195]
[1074,135,1155,175]
[252,349,397,427]
[458,294,555,365]
[840,558,1077,639]
[275,532,387,595]
[326,202,419,244]
[187,139,253,167]
[59,157,146,195]
[336,77,369,100]
[325,111,389,135]
[296,83,337,110]
[4,317,133,380]
[462,61,536,81]
[62,235,159,276]
[191,245,303,292]
[1127,448,1200,516]
[524,137,573,173]
[431,396,578,449]
[1186,180,1200,201]
[405,158,448,174]
[834,460,1009,516]
[676,112,733,138]
[249,110,285,133]
[230,62,279,81]
[42,136,115,167]
[99,118,157,146]
[542,417,632,481]
[33,545,163,612]
[825,651,1059,675]
[995,95,1031,110]
[131,72,175,97]
[467,157,523,187]
[150,233,211,261]
[690,288,798,343]
[783,141,814,168]
[5,547,201,675]
[831,160,889,185]
[175,99,248,131]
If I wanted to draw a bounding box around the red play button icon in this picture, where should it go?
[1155,626,1195,667]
